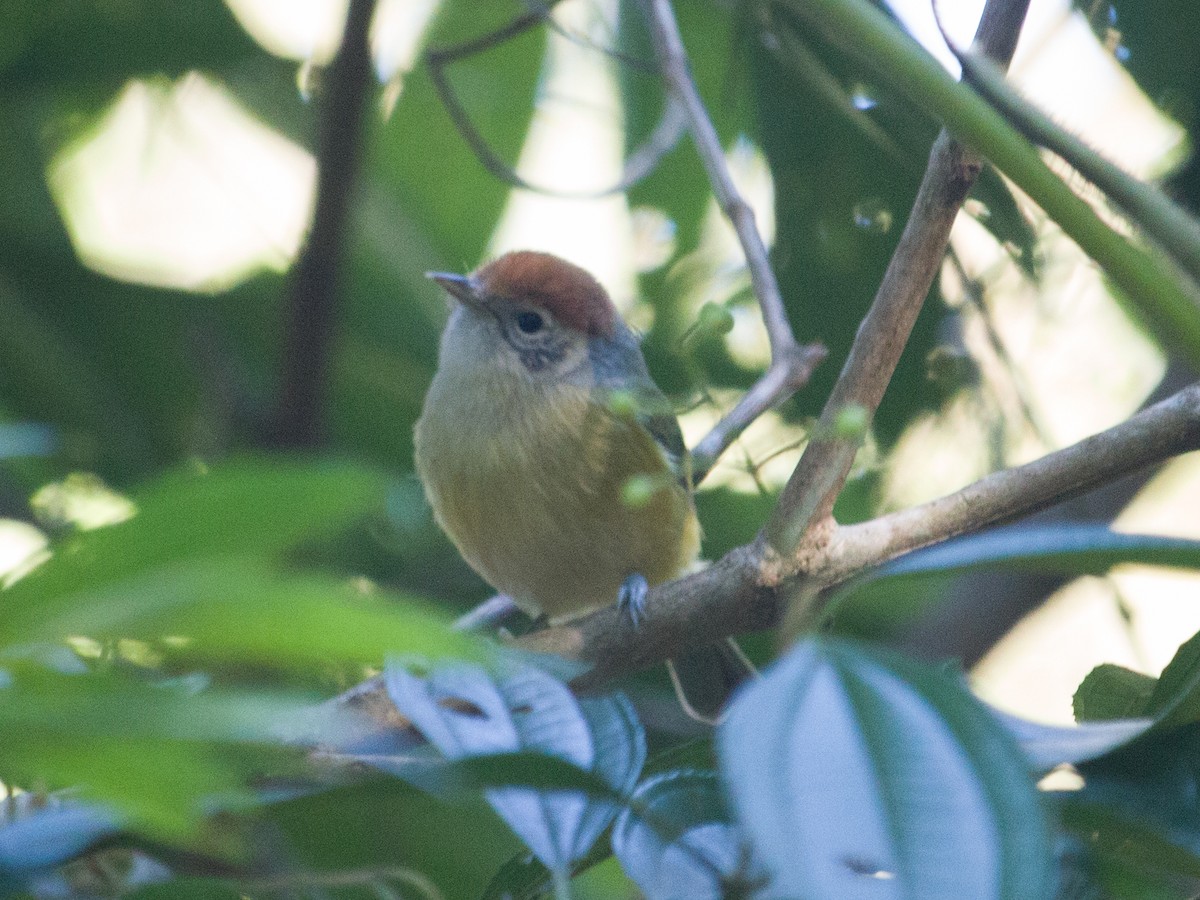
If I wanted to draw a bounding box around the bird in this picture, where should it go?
[413,250,701,626]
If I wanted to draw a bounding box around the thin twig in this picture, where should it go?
[271,0,377,447]
[426,0,687,198]
[526,381,1200,690]
[763,0,1032,557]
[326,0,1200,724]
[947,248,1053,448]
[822,383,1200,584]
[335,380,1200,713]
[639,0,826,480]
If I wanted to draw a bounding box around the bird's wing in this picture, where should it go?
[634,392,693,492]
[589,325,693,491]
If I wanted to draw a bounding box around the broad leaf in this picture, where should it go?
[1147,629,1200,728]
[0,459,388,645]
[385,660,645,875]
[1074,664,1158,723]
[612,770,755,900]
[993,708,1153,773]
[0,797,120,874]
[718,637,1054,898]
[828,526,1200,634]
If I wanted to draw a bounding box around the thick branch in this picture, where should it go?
[518,381,1200,690]
[271,0,376,448]
[639,0,825,480]
[764,0,1031,557]
[822,382,1200,585]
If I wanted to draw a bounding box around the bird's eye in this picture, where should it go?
[516,311,545,334]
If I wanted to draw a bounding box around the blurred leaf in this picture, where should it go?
[718,637,1054,898]
[0,667,309,743]
[0,1,263,94]
[374,0,544,267]
[0,797,120,875]
[1147,629,1200,729]
[827,526,1200,633]
[1065,726,1200,889]
[385,660,645,876]
[612,770,754,900]
[0,458,388,645]
[993,708,1153,773]
[1076,664,1159,723]
[257,774,521,900]
[752,6,935,439]
[774,0,1200,370]
[0,422,57,461]
[46,558,473,671]
[0,666,310,838]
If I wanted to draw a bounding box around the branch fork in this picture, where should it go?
[350,0,1200,713]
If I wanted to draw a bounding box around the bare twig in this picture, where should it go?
[426,0,688,198]
[326,0,1200,728]
[638,0,826,481]
[271,0,377,448]
[452,594,518,631]
[947,248,1054,448]
[821,382,1200,584]
[516,380,1200,690]
[763,0,1032,557]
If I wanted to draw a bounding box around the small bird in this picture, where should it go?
[413,250,701,625]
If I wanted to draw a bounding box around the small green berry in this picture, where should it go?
[833,404,870,440]
[697,302,735,336]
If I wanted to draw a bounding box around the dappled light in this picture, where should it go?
[7,0,1200,894]
[48,73,315,292]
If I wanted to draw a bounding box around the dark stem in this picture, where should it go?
[271,0,376,448]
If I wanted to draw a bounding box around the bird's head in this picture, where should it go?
[427,251,620,383]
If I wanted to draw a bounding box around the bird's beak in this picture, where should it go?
[426,271,482,309]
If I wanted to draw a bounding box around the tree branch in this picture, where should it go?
[271,0,376,448]
[821,382,1200,586]
[519,380,1200,690]
[329,0,1200,726]
[638,0,826,481]
[764,0,1032,557]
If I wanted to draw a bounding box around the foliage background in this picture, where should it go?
[2,0,1200,896]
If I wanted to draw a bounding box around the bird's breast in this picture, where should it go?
[414,370,699,622]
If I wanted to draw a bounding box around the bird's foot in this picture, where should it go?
[617,573,649,629]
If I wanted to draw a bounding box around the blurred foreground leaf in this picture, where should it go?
[718,637,1054,898]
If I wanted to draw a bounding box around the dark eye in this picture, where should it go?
[516,311,545,334]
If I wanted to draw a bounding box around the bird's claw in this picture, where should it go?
[617,573,649,629]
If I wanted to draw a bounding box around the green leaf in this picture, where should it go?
[774,0,1200,369]
[1065,725,1200,886]
[993,709,1153,774]
[0,667,309,743]
[612,770,748,900]
[1146,630,1200,729]
[0,667,307,840]
[43,558,474,671]
[828,526,1200,634]
[375,0,544,267]
[1075,664,1159,723]
[385,661,645,874]
[718,637,1054,898]
[0,458,388,646]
